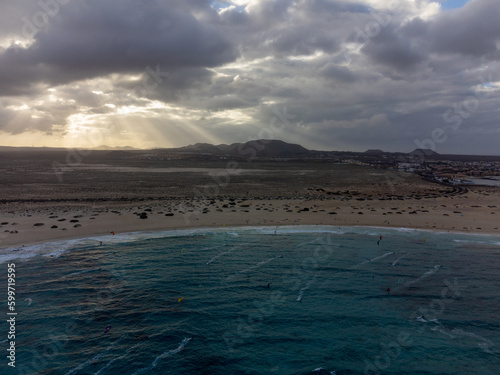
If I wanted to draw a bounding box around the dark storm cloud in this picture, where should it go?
[0,0,238,95]
[428,0,500,57]
[361,25,426,71]
[359,0,500,71]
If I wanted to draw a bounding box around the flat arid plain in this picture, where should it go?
[1,149,498,250]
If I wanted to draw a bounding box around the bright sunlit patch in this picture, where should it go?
[288,51,325,61]
[116,105,146,115]
[221,56,274,71]
[212,0,246,12]
[6,104,29,111]
[206,109,253,125]
[0,37,33,49]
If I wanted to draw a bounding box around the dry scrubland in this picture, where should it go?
[0,151,498,248]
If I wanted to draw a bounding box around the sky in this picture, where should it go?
[0,0,498,154]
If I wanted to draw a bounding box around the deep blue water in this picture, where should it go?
[1,226,499,375]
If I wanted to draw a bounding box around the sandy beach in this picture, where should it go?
[1,186,498,250]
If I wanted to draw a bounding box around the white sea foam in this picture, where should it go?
[394,265,441,292]
[452,329,494,346]
[132,337,191,375]
[65,267,101,277]
[312,368,336,375]
[297,275,317,301]
[64,337,123,375]
[206,247,238,265]
[239,255,283,274]
[351,252,394,269]
[391,256,404,267]
[431,326,456,338]
[95,339,145,375]
[29,267,102,287]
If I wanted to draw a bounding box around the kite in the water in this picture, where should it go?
[104,325,111,333]
[379,236,382,240]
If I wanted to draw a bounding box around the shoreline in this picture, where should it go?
[5,223,500,249]
[1,193,499,250]
[1,223,499,266]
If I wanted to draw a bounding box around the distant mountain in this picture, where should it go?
[409,148,440,158]
[92,145,137,150]
[165,139,311,158]
[0,145,137,152]
[174,143,226,154]
[226,139,310,157]
[364,149,385,154]
[0,146,68,152]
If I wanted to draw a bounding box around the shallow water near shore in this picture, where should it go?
[1,226,499,374]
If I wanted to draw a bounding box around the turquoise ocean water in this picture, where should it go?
[1,226,499,375]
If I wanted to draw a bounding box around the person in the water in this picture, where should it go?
[104,325,111,333]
